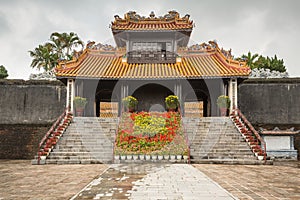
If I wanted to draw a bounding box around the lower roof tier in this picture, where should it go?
[55,50,250,80]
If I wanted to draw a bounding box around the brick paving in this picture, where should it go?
[0,160,108,200]
[194,164,300,200]
[1,160,300,199]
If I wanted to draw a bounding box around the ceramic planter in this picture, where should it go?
[133,155,139,160]
[170,155,176,160]
[258,156,264,160]
[176,155,182,160]
[183,155,188,161]
[157,155,163,160]
[139,155,145,160]
[114,155,120,160]
[145,155,151,160]
[120,155,126,160]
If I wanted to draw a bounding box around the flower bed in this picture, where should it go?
[114,111,188,158]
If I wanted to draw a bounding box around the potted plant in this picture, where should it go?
[183,149,189,162]
[257,152,264,161]
[114,149,120,160]
[165,95,179,111]
[73,96,87,116]
[217,95,230,116]
[122,96,138,112]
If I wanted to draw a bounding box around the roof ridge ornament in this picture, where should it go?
[86,41,116,51]
[149,11,155,18]
[111,10,193,31]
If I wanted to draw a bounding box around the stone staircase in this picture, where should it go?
[45,117,118,164]
[183,117,263,164]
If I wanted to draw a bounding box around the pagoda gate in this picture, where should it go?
[55,11,250,117]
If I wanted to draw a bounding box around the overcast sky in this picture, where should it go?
[1,0,299,79]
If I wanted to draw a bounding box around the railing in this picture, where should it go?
[127,50,176,64]
[37,109,73,164]
[179,107,191,164]
[230,108,267,163]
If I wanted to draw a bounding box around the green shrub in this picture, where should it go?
[122,96,138,109]
[73,96,87,109]
[217,95,230,109]
[165,95,179,109]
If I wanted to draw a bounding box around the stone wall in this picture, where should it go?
[0,124,50,159]
[239,78,300,160]
[0,80,66,124]
[0,80,66,159]
[239,78,300,126]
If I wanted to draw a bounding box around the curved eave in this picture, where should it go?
[55,75,249,80]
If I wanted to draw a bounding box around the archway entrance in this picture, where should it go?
[95,80,119,117]
[132,84,173,112]
[184,90,210,117]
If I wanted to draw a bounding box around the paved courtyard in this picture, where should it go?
[0,160,108,200]
[0,160,299,199]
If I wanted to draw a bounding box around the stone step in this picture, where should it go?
[48,155,113,159]
[191,155,255,159]
[190,148,252,153]
[55,145,113,148]
[184,116,257,163]
[45,159,111,164]
[190,159,271,165]
[57,142,113,146]
[190,148,252,152]
[190,141,248,145]
[190,138,245,142]
[49,151,113,155]
[40,117,118,164]
[58,139,113,143]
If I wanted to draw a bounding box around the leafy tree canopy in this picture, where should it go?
[29,32,84,71]
[0,65,9,79]
[239,52,286,72]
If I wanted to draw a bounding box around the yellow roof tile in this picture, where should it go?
[55,49,250,79]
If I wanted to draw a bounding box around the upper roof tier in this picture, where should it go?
[111,10,194,32]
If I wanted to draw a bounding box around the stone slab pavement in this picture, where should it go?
[194,164,300,200]
[1,160,300,199]
[72,164,236,200]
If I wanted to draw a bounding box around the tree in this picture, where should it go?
[49,34,64,61]
[0,65,8,79]
[29,32,83,72]
[254,55,286,72]
[29,43,59,71]
[269,55,286,72]
[239,52,287,72]
[50,32,84,60]
[241,51,259,69]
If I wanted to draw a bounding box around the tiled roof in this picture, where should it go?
[55,44,250,79]
[111,11,193,31]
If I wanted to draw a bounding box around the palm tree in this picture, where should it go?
[49,34,64,60]
[50,32,84,60]
[241,51,259,69]
[29,43,58,71]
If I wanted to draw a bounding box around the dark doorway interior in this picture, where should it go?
[95,80,119,117]
[132,84,173,112]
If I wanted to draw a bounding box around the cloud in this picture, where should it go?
[0,0,300,78]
